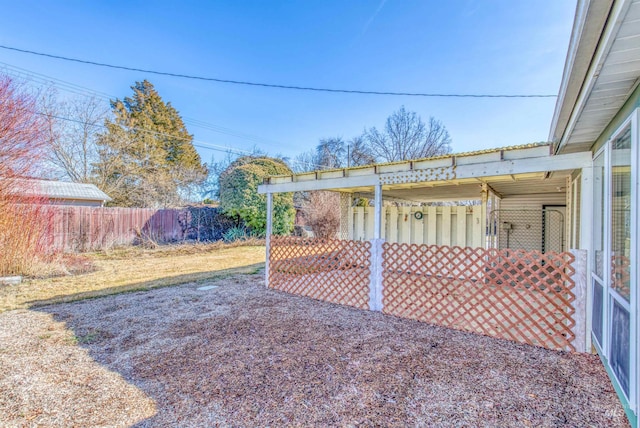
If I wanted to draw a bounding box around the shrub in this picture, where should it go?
[302,191,341,239]
[0,75,51,276]
[0,189,53,276]
[219,156,295,236]
[181,206,236,241]
[223,226,248,242]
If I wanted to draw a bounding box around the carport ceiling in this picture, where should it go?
[350,171,571,203]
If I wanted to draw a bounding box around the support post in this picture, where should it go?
[374,183,382,240]
[481,184,488,248]
[570,249,588,353]
[369,238,384,311]
[369,183,384,311]
[339,192,352,240]
[565,176,572,251]
[265,192,273,288]
[580,165,594,351]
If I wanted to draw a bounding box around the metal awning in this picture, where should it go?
[258,143,592,201]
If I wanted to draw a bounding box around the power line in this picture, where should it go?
[35,110,328,169]
[0,61,294,150]
[35,110,257,157]
[0,44,558,98]
[0,62,327,169]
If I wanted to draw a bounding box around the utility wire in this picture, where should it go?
[36,110,262,157]
[35,111,329,170]
[4,64,327,169]
[0,45,558,98]
[0,61,291,149]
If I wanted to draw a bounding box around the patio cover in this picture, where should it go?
[258,143,592,201]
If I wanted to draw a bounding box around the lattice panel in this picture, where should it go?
[339,193,351,240]
[269,236,371,309]
[382,243,577,351]
[379,166,456,185]
[611,255,631,300]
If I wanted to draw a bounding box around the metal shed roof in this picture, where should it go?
[12,179,112,202]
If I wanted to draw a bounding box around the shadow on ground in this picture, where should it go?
[26,274,630,427]
[24,263,264,308]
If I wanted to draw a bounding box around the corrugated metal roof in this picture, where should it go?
[268,142,551,179]
[11,179,112,202]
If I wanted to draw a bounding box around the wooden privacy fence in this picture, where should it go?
[269,236,371,310]
[268,237,579,351]
[349,205,484,247]
[46,206,180,252]
[42,205,230,252]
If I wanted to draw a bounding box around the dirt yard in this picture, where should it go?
[0,272,628,427]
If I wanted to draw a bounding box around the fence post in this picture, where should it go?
[570,249,588,352]
[369,239,384,311]
[265,192,273,288]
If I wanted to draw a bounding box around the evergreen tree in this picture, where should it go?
[95,80,206,207]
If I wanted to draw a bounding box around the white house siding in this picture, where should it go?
[493,193,568,252]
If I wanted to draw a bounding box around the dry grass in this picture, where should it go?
[0,310,156,427]
[0,200,53,277]
[27,253,98,279]
[0,244,265,312]
[92,238,265,260]
[0,274,628,427]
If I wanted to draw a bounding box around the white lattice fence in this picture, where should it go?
[268,236,579,351]
[382,243,577,351]
[269,236,371,309]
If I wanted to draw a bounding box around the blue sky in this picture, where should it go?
[0,0,577,163]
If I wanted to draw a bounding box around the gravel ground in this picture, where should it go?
[0,272,629,427]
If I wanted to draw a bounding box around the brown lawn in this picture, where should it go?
[0,244,265,312]
[0,271,629,427]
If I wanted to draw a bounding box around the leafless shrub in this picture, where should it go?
[302,191,340,239]
[0,75,53,276]
[0,192,54,276]
[133,227,163,249]
[28,252,97,278]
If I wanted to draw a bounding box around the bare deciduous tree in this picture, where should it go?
[347,135,376,167]
[365,106,451,162]
[41,92,108,183]
[292,134,376,174]
[302,191,341,239]
[316,137,346,169]
[0,75,47,182]
[291,150,318,173]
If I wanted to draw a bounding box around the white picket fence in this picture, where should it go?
[348,205,484,247]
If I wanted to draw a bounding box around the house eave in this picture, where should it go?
[551,0,640,154]
[549,0,614,148]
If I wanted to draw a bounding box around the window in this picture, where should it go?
[590,114,637,408]
[610,127,632,301]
